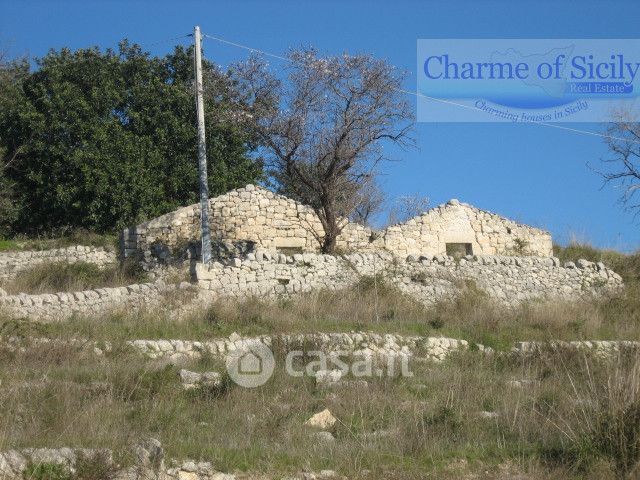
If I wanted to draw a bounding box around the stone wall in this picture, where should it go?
[120,185,373,271]
[381,200,552,258]
[121,185,552,275]
[0,246,117,281]
[0,249,623,321]
[0,280,183,322]
[195,252,622,307]
[4,334,638,365]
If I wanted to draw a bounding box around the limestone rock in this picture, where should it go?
[304,409,337,430]
[315,369,343,387]
[135,438,164,476]
[310,431,336,443]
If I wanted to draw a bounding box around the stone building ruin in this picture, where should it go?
[120,184,553,269]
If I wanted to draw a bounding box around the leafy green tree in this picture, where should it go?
[0,41,265,234]
[0,49,27,237]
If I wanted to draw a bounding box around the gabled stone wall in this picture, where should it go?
[381,200,552,258]
[121,185,553,275]
[120,185,373,271]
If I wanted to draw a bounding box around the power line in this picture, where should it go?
[202,33,288,61]
[201,31,640,145]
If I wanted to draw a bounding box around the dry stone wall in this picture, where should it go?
[121,185,552,276]
[195,252,622,307]
[120,185,372,271]
[0,251,623,322]
[0,280,183,322]
[0,246,117,281]
[3,334,639,364]
[381,199,552,258]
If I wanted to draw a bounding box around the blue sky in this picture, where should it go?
[1,0,640,251]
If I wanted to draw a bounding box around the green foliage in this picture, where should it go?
[23,462,71,480]
[0,41,264,234]
[0,54,26,237]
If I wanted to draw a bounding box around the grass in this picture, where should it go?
[0,335,634,478]
[0,239,639,478]
[0,260,148,295]
[0,230,118,252]
[554,242,640,284]
[3,272,639,351]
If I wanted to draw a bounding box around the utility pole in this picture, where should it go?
[194,25,213,264]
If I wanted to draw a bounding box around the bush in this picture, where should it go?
[73,451,116,480]
[0,42,265,234]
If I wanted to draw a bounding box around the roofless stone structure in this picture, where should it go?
[120,184,552,268]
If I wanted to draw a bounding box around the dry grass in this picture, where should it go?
[0,230,117,252]
[0,336,633,478]
[3,273,639,352]
[0,260,147,295]
[0,241,638,478]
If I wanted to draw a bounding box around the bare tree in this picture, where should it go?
[597,111,640,214]
[387,193,430,225]
[233,48,413,252]
[349,177,386,226]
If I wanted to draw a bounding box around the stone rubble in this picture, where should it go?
[0,440,348,480]
[178,369,222,390]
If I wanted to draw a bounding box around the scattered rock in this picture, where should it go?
[507,379,539,389]
[315,369,343,387]
[478,411,499,419]
[135,438,164,476]
[178,369,222,390]
[310,431,336,443]
[304,409,337,430]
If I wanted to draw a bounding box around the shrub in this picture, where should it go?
[73,451,116,480]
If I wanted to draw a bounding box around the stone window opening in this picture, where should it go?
[446,242,473,259]
[276,246,303,255]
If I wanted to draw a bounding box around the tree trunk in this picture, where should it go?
[321,232,337,254]
[320,202,338,254]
